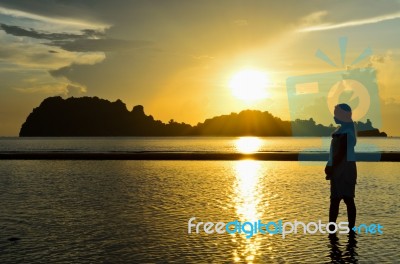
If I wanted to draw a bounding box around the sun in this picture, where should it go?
[229,69,270,102]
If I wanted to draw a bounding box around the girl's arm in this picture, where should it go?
[333,133,347,166]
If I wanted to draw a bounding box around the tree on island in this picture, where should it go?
[19,96,387,137]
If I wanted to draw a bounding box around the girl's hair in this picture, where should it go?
[335,103,357,145]
[337,103,352,113]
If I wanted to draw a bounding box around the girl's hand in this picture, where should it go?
[325,165,333,175]
[325,165,333,180]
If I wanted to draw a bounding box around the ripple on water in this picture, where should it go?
[0,160,399,263]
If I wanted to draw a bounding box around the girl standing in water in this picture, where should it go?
[325,103,357,231]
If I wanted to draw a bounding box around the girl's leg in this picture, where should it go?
[343,197,356,229]
[329,198,341,229]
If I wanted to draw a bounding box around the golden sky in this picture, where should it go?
[0,0,399,136]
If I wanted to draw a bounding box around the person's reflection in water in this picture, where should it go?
[345,231,358,262]
[325,104,357,231]
[327,232,358,263]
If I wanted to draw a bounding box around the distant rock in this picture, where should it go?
[19,96,387,137]
[20,96,191,136]
[358,129,387,137]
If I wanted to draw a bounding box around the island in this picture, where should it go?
[19,96,387,137]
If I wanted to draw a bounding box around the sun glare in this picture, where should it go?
[235,137,262,154]
[229,69,270,102]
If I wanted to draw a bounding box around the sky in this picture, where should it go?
[0,0,399,136]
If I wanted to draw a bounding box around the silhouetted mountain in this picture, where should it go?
[19,96,387,137]
[19,96,192,136]
[193,110,291,136]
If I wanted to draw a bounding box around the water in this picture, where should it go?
[0,138,399,263]
[0,137,399,153]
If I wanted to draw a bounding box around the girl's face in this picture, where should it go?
[333,107,341,124]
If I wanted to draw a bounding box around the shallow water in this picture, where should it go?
[0,160,398,263]
[0,137,399,153]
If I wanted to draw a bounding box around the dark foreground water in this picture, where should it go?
[0,160,398,263]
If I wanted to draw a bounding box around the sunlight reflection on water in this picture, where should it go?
[234,137,263,153]
[232,160,264,263]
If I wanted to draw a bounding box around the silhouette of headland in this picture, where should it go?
[19,96,387,137]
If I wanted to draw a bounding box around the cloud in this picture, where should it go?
[299,12,400,32]
[0,23,103,40]
[299,11,328,28]
[14,80,86,96]
[368,52,392,65]
[0,23,152,52]
[49,65,76,78]
[0,24,106,97]
[0,42,105,69]
[0,21,149,96]
[0,5,108,30]
[50,38,152,52]
[65,82,87,96]
[12,67,87,97]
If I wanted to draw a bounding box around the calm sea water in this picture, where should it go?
[0,137,399,152]
[0,138,399,263]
